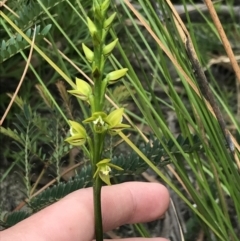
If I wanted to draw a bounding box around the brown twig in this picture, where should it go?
[30,162,50,196]
[0,23,37,126]
[185,36,234,153]
[204,0,240,85]
[0,0,8,8]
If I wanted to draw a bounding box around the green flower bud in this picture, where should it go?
[106,68,128,84]
[92,0,103,21]
[82,43,94,63]
[93,0,100,7]
[68,78,92,101]
[101,0,111,14]
[104,12,117,29]
[103,38,118,56]
[87,17,97,37]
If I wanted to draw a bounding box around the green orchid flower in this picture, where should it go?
[68,78,93,102]
[65,120,87,146]
[83,112,108,133]
[83,108,130,134]
[93,159,123,185]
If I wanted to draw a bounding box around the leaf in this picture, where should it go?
[28,166,92,212]
[41,24,52,35]
[0,211,30,229]
[0,127,23,144]
[1,40,7,50]
[16,33,22,42]
[25,28,32,37]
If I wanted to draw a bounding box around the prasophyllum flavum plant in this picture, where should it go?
[65,0,130,240]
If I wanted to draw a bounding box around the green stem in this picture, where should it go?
[93,48,104,112]
[93,75,103,111]
[92,132,105,241]
[92,22,104,111]
[93,176,103,241]
[91,22,105,237]
[93,133,104,165]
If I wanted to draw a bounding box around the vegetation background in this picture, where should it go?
[0,0,240,240]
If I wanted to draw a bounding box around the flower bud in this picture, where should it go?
[87,17,97,37]
[82,43,94,63]
[106,68,128,84]
[103,38,118,56]
[101,0,111,14]
[104,12,117,29]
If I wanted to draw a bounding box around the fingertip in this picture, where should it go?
[101,182,170,230]
[132,182,170,221]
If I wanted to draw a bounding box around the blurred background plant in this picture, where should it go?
[0,0,240,240]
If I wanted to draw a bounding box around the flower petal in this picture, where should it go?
[83,112,107,124]
[96,159,111,166]
[68,78,92,101]
[99,171,111,185]
[106,108,124,127]
[69,120,86,136]
[65,134,86,146]
[108,163,124,171]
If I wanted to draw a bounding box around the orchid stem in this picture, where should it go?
[93,176,103,241]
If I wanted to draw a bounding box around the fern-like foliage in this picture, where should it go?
[1,0,71,64]
[0,126,23,144]
[13,0,64,29]
[111,134,201,175]
[0,24,51,63]
[0,211,30,229]
[1,102,70,163]
[29,164,92,212]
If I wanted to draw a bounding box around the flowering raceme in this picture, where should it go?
[64,1,130,239]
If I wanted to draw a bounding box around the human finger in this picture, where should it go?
[0,182,169,241]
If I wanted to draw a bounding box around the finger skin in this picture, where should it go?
[0,182,169,241]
